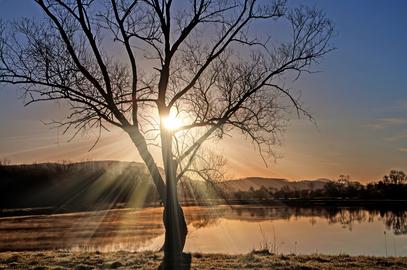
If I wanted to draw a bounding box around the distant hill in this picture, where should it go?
[0,161,331,212]
[0,161,222,211]
[0,161,160,211]
[219,177,330,192]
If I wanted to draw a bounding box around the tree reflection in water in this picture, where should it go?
[381,211,407,235]
[1,206,406,253]
[191,206,407,236]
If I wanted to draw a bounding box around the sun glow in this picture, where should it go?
[162,113,182,130]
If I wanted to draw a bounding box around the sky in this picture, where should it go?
[0,0,406,182]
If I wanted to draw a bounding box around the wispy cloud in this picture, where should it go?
[379,118,407,125]
[364,123,385,130]
[384,132,407,142]
[365,117,407,130]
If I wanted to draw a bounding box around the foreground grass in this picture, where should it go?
[0,250,406,270]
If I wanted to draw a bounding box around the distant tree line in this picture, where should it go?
[1,162,406,214]
[231,170,407,201]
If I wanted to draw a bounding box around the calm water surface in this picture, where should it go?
[1,205,406,256]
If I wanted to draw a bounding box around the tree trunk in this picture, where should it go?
[161,162,188,268]
[128,125,188,264]
[159,127,189,268]
[162,200,188,265]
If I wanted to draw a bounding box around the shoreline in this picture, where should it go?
[2,200,407,218]
[0,250,406,270]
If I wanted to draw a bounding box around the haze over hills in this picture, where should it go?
[0,160,333,212]
[0,160,158,211]
[220,177,331,192]
[0,161,333,186]
[0,160,332,191]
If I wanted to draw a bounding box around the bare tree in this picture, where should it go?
[0,0,333,265]
[383,170,407,185]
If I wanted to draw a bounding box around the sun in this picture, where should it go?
[162,113,182,130]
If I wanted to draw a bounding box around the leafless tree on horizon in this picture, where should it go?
[0,0,333,266]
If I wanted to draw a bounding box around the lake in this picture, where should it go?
[1,205,406,256]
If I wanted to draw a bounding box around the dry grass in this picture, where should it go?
[0,250,406,270]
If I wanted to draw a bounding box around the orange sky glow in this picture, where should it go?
[0,0,406,183]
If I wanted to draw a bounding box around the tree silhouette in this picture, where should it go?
[383,170,407,185]
[0,0,333,265]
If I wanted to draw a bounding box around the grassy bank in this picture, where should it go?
[0,251,406,270]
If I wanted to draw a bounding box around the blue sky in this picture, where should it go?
[0,0,406,182]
